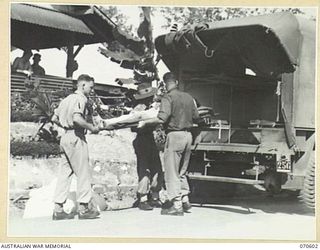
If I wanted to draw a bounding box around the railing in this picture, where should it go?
[11,73,74,93]
[10,73,129,95]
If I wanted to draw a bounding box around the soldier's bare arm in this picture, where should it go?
[51,114,63,128]
[139,94,170,128]
[137,117,163,128]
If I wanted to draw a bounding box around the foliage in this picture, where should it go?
[99,6,158,84]
[98,6,311,86]
[156,7,306,28]
[11,93,41,122]
[11,111,38,122]
[11,88,63,143]
[97,6,308,32]
[99,6,135,37]
[10,141,61,157]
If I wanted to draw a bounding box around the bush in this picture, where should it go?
[11,93,42,122]
[11,110,38,122]
[10,141,61,157]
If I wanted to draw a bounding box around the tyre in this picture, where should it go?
[299,153,315,210]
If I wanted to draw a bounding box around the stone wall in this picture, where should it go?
[10,122,139,215]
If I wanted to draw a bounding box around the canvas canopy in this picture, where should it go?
[155,12,310,78]
[155,12,316,147]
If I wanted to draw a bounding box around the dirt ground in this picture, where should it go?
[8,190,316,240]
[8,122,316,241]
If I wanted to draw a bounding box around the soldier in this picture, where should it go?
[138,72,199,216]
[31,53,46,76]
[51,74,100,220]
[131,83,164,210]
[11,49,33,76]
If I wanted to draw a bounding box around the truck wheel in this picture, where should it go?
[300,154,315,209]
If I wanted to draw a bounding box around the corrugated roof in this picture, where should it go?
[11,3,146,58]
[11,3,94,35]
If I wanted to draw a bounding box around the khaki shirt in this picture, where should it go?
[158,88,199,131]
[31,64,45,76]
[54,90,88,129]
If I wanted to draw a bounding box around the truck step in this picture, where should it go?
[188,173,264,185]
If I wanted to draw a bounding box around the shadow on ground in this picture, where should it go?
[189,181,314,216]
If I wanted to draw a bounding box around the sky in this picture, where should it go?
[10,6,317,87]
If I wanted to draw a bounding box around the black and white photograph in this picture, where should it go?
[8,3,317,240]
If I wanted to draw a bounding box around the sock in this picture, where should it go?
[54,203,63,212]
[79,203,88,211]
[182,195,189,203]
[173,199,182,209]
[140,195,148,202]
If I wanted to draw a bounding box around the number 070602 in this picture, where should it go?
[300,244,318,248]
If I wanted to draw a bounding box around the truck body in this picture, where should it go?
[155,12,316,207]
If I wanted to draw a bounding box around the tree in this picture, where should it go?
[99,6,158,85]
[156,7,306,29]
[97,6,311,86]
[99,6,135,37]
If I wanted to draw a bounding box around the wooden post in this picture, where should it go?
[74,45,84,58]
[66,45,74,78]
